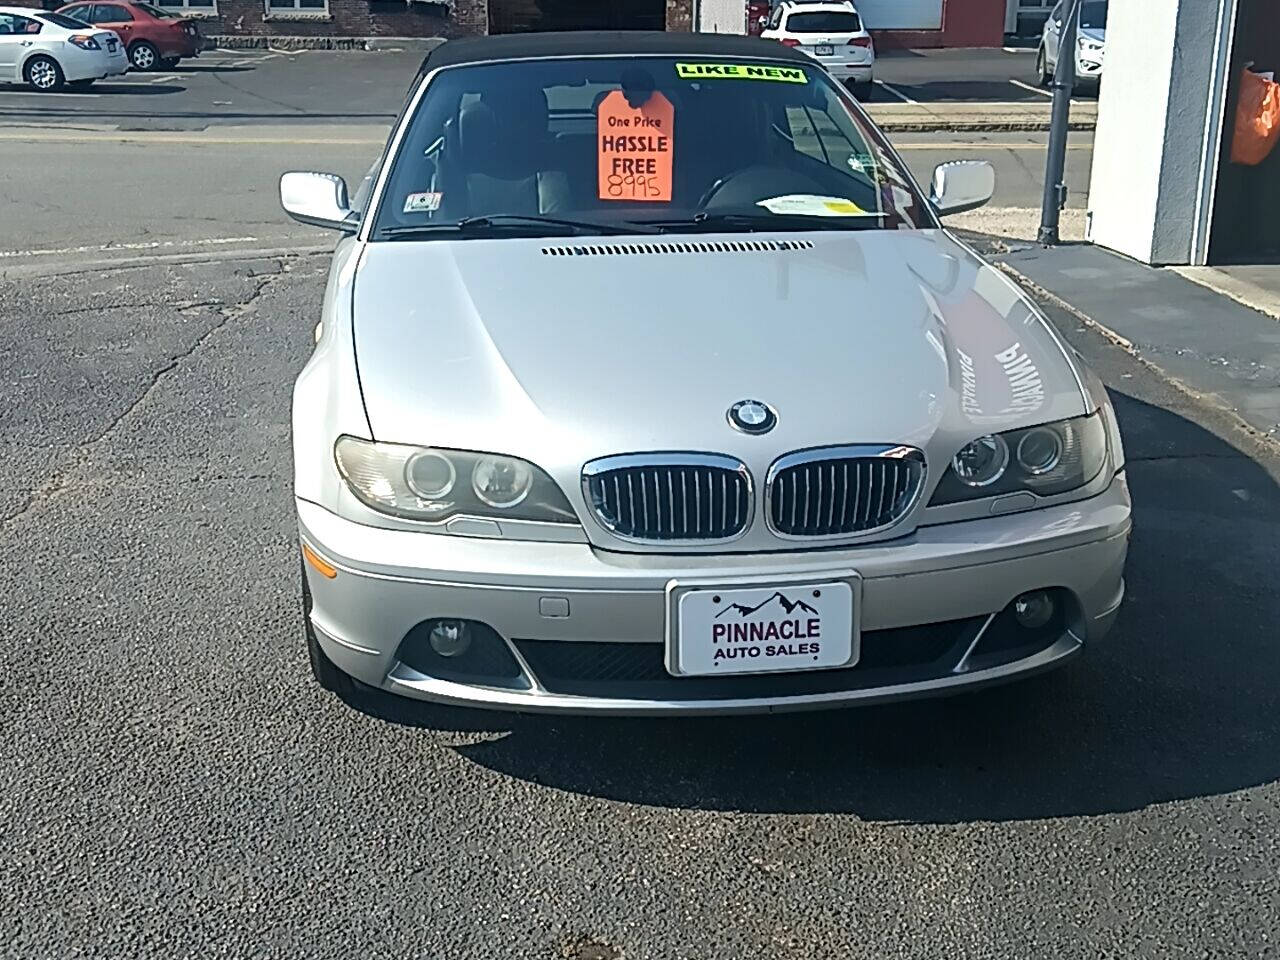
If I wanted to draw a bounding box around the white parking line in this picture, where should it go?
[0,235,284,260]
[873,79,917,104]
[1008,78,1052,98]
[1009,78,1082,104]
[148,74,180,83]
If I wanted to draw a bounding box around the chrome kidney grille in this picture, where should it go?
[582,454,752,543]
[768,446,926,538]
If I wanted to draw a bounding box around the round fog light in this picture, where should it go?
[429,620,471,657]
[1013,591,1055,629]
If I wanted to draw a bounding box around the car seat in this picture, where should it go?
[456,87,573,217]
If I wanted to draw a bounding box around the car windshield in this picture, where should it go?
[1081,1,1106,29]
[38,11,93,27]
[371,56,931,240]
[137,2,179,15]
[787,12,862,32]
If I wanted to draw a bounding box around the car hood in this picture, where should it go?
[1080,26,1105,42]
[352,230,1089,546]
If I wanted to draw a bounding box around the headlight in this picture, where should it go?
[930,411,1109,505]
[334,437,576,524]
[1078,38,1103,53]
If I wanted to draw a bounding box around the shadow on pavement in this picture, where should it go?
[171,64,254,73]
[72,83,185,95]
[347,391,1280,824]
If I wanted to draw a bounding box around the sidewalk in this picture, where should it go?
[866,101,1096,133]
[992,243,1280,440]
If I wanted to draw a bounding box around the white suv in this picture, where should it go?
[761,0,874,92]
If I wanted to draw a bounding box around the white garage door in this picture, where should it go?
[698,0,747,33]
[854,0,943,30]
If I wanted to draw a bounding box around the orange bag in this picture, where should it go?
[1231,67,1280,166]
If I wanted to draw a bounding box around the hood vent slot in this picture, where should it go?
[542,239,814,257]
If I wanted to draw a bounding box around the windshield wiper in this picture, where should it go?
[380,214,660,240]
[651,211,887,234]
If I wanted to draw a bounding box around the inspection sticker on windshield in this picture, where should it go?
[402,191,442,213]
[597,90,674,203]
[758,194,870,217]
[676,62,807,83]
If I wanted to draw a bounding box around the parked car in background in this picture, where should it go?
[0,6,125,90]
[281,32,1130,716]
[1037,0,1107,87]
[56,0,201,71]
[761,0,874,93]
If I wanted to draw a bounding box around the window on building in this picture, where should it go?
[266,0,328,13]
[153,0,217,12]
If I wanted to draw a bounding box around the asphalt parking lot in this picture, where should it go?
[5,40,1275,960]
[3,241,1278,958]
[0,45,1080,127]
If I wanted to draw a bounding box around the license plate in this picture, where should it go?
[815,44,834,56]
[107,40,116,51]
[667,577,857,677]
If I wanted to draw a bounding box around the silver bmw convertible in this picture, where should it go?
[281,31,1131,714]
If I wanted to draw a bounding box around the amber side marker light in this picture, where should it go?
[302,543,338,579]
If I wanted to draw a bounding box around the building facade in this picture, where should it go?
[17,0,1004,45]
[1087,0,1279,266]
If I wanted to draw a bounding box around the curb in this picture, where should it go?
[207,34,445,52]
[874,119,1095,133]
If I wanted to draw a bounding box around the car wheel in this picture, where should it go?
[1036,46,1050,86]
[24,55,64,92]
[301,561,357,697]
[129,40,159,71]
[160,56,180,69]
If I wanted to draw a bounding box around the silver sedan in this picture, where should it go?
[282,32,1130,715]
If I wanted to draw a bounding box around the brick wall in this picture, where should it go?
[209,0,476,39]
[665,0,691,31]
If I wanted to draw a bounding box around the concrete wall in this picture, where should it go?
[1088,0,1235,265]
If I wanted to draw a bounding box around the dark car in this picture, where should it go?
[55,0,200,70]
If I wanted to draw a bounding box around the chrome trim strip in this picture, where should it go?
[951,612,998,674]
[499,634,547,694]
[765,444,927,541]
[581,452,754,546]
[384,634,1084,716]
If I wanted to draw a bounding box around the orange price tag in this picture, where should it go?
[597,89,674,203]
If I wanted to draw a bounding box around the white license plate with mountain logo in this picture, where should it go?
[667,578,857,677]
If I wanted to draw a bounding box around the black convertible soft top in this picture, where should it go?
[418,30,812,75]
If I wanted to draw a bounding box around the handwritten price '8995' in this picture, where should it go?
[606,174,662,199]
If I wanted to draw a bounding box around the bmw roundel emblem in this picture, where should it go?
[728,399,777,435]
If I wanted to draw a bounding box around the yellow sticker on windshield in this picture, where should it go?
[676,62,808,84]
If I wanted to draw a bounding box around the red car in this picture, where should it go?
[55,1,202,71]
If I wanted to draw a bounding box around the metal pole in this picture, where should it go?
[1037,0,1082,245]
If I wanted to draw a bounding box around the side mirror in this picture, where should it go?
[280,171,358,232]
[930,160,995,216]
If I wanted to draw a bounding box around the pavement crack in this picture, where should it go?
[47,298,223,317]
[2,267,283,529]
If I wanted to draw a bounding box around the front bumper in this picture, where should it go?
[299,474,1130,714]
